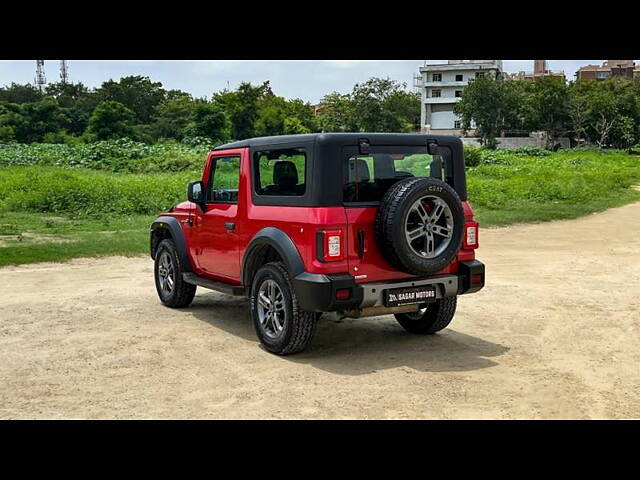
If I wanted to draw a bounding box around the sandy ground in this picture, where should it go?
[1,203,639,419]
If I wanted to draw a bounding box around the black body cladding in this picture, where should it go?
[150,216,192,272]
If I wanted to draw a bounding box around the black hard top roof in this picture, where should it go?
[213,132,461,151]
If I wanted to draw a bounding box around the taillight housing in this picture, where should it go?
[317,229,344,262]
[463,221,479,249]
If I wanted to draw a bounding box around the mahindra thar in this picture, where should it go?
[150,133,485,354]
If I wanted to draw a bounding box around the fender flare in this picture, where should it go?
[242,227,305,286]
[150,216,193,272]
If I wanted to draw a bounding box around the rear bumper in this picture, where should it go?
[293,260,485,312]
[457,259,485,295]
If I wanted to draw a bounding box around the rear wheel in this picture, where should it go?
[250,262,317,355]
[154,239,196,308]
[394,296,457,334]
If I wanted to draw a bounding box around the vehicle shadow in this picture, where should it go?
[189,292,254,341]
[189,292,509,376]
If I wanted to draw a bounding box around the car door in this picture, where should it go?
[191,152,242,282]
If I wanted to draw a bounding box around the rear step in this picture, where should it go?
[182,273,246,296]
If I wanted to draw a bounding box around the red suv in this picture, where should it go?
[150,133,484,355]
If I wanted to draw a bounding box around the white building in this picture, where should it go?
[416,60,503,135]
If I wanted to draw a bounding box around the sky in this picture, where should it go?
[0,60,615,104]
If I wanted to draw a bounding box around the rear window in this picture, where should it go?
[342,146,447,203]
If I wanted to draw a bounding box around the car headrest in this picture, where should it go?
[373,154,396,179]
[273,161,298,188]
[349,158,370,183]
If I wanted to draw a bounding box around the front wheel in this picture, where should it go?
[394,296,457,334]
[250,262,317,355]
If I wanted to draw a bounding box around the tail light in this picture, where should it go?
[317,229,344,262]
[463,221,479,249]
[335,288,351,300]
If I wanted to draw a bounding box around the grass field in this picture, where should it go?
[1,145,639,266]
[0,212,150,267]
[467,148,640,225]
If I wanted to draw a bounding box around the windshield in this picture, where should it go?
[342,146,448,203]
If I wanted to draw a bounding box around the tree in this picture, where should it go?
[20,99,67,142]
[283,98,319,133]
[0,125,15,142]
[588,88,618,148]
[255,103,286,137]
[568,95,590,141]
[0,103,29,143]
[45,82,91,108]
[519,76,571,143]
[0,106,15,141]
[317,78,419,133]
[212,81,272,140]
[0,99,66,143]
[151,96,197,140]
[87,101,136,140]
[569,78,640,148]
[350,77,419,132]
[0,82,43,103]
[454,74,515,148]
[183,102,229,142]
[611,115,636,149]
[283,117,310,134]
[317,92,355,132]
[95,76,166,124]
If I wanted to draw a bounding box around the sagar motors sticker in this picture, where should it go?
[386,286,436,306]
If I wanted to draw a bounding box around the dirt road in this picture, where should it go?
[1,203,639,419]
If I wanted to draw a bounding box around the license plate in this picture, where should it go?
[384,285,437,307]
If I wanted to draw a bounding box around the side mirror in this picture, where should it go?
[187,181,205,204]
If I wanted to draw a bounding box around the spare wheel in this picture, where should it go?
[375,177,464,276]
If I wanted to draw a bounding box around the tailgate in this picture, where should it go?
[344,206,417,283]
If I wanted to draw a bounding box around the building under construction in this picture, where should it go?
[415,60,503,135]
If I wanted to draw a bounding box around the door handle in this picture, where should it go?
[225,222,236,231]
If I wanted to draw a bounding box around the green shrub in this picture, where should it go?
[42,130,82,145]
[463,144,482,167]
[1,148,639,228]
[0,139,210,172]
[507,146,551,157]
[467,149,640,209]
[0,166,197,217]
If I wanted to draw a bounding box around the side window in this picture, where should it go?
[254,148,307,196]
[208,156,240,203]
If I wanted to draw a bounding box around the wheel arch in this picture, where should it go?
[242,227,305,288]
[150,216,193,272]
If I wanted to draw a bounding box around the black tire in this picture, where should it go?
[376,177,464,276]
[250,262,317,355]
[394,296,457,334]
[154,238,196,308]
